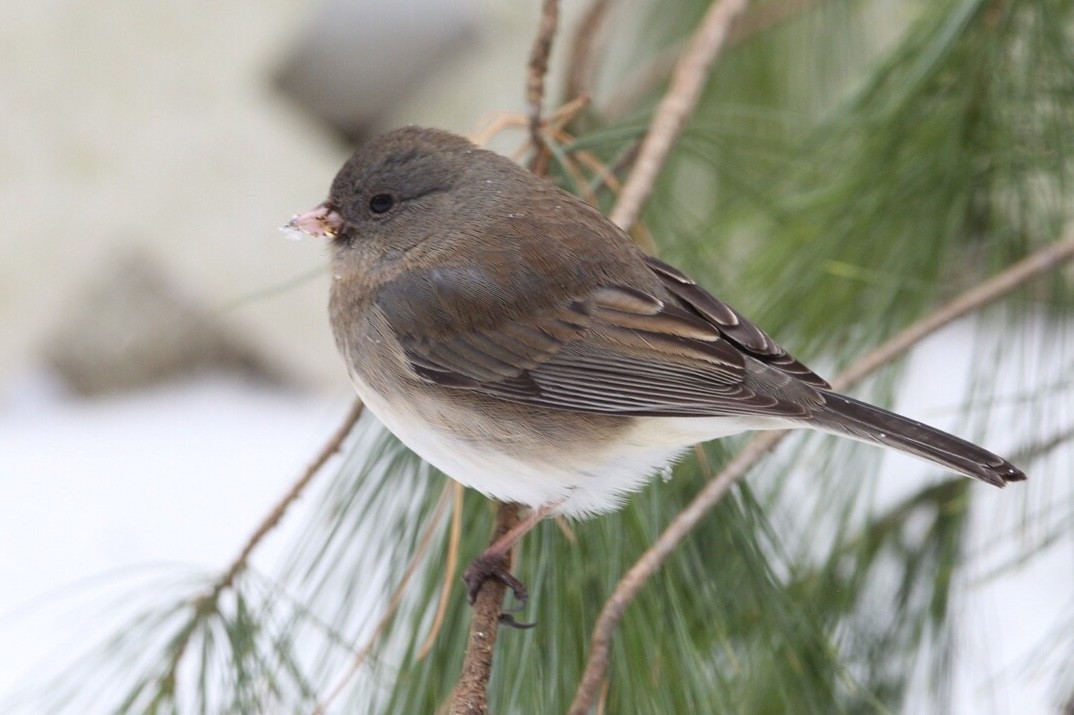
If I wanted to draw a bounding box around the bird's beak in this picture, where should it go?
[280,201,344,241]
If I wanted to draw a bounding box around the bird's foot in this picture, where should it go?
[463,552,535,629]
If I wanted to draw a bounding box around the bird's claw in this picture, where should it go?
[463,552,535,628]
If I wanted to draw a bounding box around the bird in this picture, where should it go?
[285,126,1025,607]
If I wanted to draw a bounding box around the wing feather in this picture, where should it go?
[379,261,825,418]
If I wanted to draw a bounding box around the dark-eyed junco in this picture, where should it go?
[286,126,1024,604]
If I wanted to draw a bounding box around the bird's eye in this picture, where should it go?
[369,193,395,214]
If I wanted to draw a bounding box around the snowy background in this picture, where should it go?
[1,1,1070,713]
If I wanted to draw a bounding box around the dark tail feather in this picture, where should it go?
[811,392,1026,486]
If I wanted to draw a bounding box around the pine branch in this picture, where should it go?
[451,502,524,715]
[568,230,1074,713]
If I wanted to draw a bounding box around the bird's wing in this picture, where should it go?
[376,258,825,418]
[641,255,830,388]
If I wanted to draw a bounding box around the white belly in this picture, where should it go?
[349,372,782,518]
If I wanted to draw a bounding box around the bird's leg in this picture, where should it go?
[463,500,560,626]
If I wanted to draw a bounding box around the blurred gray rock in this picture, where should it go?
[275,0,477,141]
[42,248,289,396]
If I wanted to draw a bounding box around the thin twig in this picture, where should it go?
[314,483,453,714]
[563,0,613,105]
[470,112,527,148]
[527,0,560,155]
[608,0,749,231]
[451,502,524,715]
[568,231,1074,713]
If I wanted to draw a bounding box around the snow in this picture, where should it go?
[0,374,350,701]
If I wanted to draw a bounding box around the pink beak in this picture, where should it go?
[280,202,344,241]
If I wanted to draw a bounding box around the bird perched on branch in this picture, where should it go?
[286,126,1025,609]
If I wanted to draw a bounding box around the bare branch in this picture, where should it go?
[451,502,524,715]
[527,0,561,153]
[568,231,1074,713]
[609,0,749,231]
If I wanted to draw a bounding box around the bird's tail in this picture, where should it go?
[811,392,1026,486]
